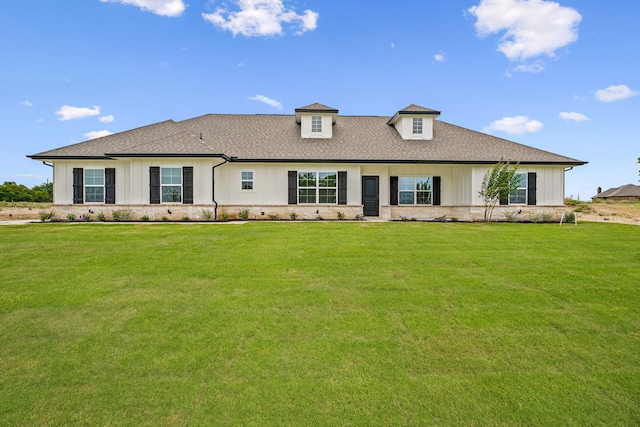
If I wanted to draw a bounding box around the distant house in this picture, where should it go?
[593,184,640,201]
[28,103,586,221]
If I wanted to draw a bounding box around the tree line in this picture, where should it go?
[0,181,53,203]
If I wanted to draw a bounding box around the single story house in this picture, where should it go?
[593,184,640,201]
[28,103,586,221]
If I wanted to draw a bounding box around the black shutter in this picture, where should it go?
[183,167,193,204]
[338,171,347,205]
[73,168,83,204]
[499,197,509,206]
[433,176,441,206]
[150,167,160,204]
[288,171,297,205]
[527,172,537,205]
[390,176,398,206]
[105,168,116,204]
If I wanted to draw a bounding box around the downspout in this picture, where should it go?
[42,162,54,203]
[212,156,232,220]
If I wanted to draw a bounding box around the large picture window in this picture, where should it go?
[399,177,432,205]
[509,173,527,204]
[161,167,182,203]
[85,169,105,203]
[298,171,337,204]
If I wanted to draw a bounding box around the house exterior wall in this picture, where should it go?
[51,159,569,221]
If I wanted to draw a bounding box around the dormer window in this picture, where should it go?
[311,115,322,133]
[412,118,423,134]
[295,103,338,139]
[387,104,441,140]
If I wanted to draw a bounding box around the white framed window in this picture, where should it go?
[298,171,337,204]
[161,167,182,203]
[399,177,432,205]
[85,169,105,203]
[509,173,527,204]
[412,117,423,134]
[311,115,322,133]
[241,171,254,190]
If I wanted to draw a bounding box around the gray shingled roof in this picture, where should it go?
[594,184,640,199]
[28,107,586,165]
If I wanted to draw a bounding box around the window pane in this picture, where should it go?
[298,172,316,188]
[416,177,432,191]
[299,189,316,203]
[162,168,181,185]
[416,191,432,205]
[242,171,253,180]
[399,177,414,191]
[319,189,336,203]
[85,169,104,186]
[413,118,423,134]
[312,116,322,133]
[242,181,253,190]
[162,186,181,203]
[399,191,414,205]
[509,189,526,204]
[319,172,336,188]
[85,187,104,203]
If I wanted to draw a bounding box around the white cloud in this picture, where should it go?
[434,53,445,62]
[20,100,33,107]
[506,60,545,76]
[249,94,283,110]
[99,0,186,17]
[484,115,544,135]
[203,0,319,37]
[559,111,589,123]
[99,115,115,123]
[84,130,114,140]
[594,84,638,103]
[468,0,582,61]
[390,42,395,49]
[55,105,101,121]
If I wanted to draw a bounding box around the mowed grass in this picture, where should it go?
[1,222,639,426]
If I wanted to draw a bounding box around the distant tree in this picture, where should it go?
[31,182,53,202]
[0,181,53,202]
[478,160,521,222]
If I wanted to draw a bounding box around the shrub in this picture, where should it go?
[83,213,92,222]
[181,216,190,222]
[199,209,214,221]
[337,211,345,220]
[66,213,76,222]
[268,214,279,220]
[39,209,55,223]
[220,210,229,222]
[573,204,592,214]
[238,209,250,221]
[112,208,134,221]
[161,216,170,222]
[562,212,576,223]
[289,211,298,220]
[539,211,554,223]
[504,211,518,222]
[141,215,150,222]
[97,211,107,222]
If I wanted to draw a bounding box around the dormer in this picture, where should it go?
[387,104,441,140]
[295,103,338,139]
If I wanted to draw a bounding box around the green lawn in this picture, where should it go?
[1,222,639,426]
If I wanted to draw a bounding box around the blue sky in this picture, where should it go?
[2,0,638,199]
